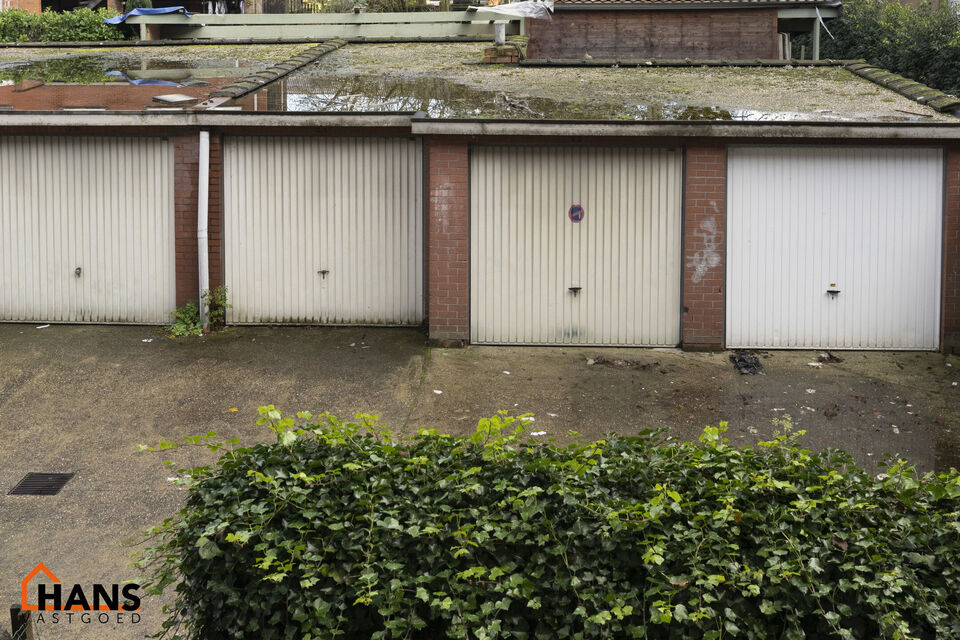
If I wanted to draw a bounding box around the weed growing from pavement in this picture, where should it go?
[166,286,231,337]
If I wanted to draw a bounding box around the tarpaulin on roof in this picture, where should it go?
[471,0,553,19]
[104,71,183,87]
[103,7,192,24]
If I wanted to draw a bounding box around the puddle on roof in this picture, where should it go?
[0,54,259,111]
[237,72,876,121]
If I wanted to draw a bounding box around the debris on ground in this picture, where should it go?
[807,362,823,368]
[590,355,663,371]
[806,388,817,394]
[493,91,541,117]
[433,390,443,394]
[36,324,49,329]
[730,353,763,375]
[818,351,843,364]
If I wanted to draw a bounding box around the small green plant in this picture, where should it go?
[201,285,231,332]
[167,300,202,337]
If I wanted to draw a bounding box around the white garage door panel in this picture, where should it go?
[471,146,682,346]
[224,136,423,325]
[727,147,942,350]
[0,136,175,324]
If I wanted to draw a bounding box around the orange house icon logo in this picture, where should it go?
[20,563,141,612]
[21,563,59,611]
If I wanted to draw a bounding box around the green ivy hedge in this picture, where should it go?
[807,0,960,95]
[0,8,127,42]
[137,409,960,640]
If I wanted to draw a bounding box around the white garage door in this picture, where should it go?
[224,136,422,325]
[0,136,175,324]
[471,145,682,345]
[727,146,943,350]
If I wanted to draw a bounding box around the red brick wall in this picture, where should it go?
[173,132,223,308]
[944,148,960,353]
[682,146,726,350]
[425,139,470,344]
[7,0,40,13]
[526,9,779,60]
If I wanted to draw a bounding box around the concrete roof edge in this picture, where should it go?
[410,119,960,139]
[0,111,416,128]
[554,0,840,8]
[0,113,955,138]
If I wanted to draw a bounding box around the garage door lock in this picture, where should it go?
[74,267,82,278]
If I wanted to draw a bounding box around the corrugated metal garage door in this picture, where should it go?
[727,146,943,350]
[0,136,175,324]
[471,146,682,345]
[224,136,423,325]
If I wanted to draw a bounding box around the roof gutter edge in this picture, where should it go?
[554,1,840,9]
[0,111,416,128]
[410,119,960,139]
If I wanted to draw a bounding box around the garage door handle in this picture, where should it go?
[827,288,840,296]
[568,286,582,296]
[318,269,329,279]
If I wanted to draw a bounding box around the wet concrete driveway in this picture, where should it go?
[0,324,958,638]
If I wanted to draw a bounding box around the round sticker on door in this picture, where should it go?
[568,204,585,223]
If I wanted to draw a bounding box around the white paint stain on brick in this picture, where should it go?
[687,213,720,284]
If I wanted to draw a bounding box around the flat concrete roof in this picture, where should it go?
[0,42,957,130]
[269,43,954,123]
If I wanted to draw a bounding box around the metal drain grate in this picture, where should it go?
[8,472,75,496]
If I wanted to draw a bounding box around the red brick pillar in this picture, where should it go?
[173,132,223,307]
[944,148,960,354]
[682,146,727,351]
[208,133,224,291]
[174,134,199,307]
[425,139,470,345]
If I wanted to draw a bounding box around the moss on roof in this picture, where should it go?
[286,42,953,122]
[0,43,313,67]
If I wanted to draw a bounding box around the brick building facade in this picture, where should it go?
[527,9,779,60]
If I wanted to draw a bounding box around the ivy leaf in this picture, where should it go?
[196,537,221,560]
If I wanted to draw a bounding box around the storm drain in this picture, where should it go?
[8,472,75,496]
